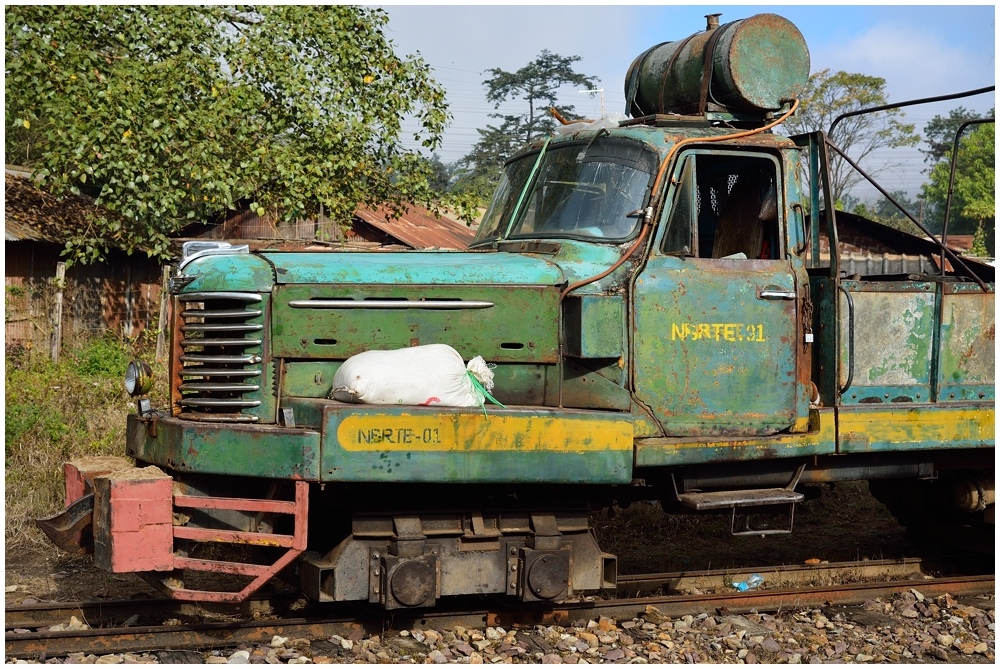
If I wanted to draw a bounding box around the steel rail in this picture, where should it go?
[616,556,940,595]
[4,595,296,632]
[498,574,993,630]
[3,557,945,631]
[6,570,993,659]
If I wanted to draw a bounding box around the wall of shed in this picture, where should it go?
[193,209,349,242]
[5,241,164,351]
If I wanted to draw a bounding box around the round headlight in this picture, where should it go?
[125,360,153,397]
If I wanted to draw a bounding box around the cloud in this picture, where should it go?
[386,6,641,161]
[815,23,988,102]
[386,3,994,182]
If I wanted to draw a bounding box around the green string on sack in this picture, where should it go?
[467,371,505,416]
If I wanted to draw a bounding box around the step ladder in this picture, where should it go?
[673,464,806,536]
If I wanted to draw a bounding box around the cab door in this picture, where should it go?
[632,150,810,437]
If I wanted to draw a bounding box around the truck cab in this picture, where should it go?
[470,126,813,438]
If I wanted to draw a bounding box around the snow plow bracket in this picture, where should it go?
[159,480,310,603]
[35,493,95,554]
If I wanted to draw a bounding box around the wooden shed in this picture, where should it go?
[4,168,165,357]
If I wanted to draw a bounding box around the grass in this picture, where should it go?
[4,333,167,547]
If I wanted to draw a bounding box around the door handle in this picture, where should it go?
[759,289,796,300]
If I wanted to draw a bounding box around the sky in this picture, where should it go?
[381,2,995,202]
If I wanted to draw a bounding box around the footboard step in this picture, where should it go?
[676,488,804,511]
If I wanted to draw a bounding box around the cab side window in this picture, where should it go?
[663,153,780,259]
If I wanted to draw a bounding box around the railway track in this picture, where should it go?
[6,557,994,660]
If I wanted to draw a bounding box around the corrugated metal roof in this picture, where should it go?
[4,164,33,179]
[354,204,476,250]
[5,218,53,242]
[5,171,78,243]
[838,252,941,276]
[180,204,476,250]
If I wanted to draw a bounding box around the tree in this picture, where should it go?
[921,121,995,252]
[453,116,525,197]
[851,191,923,236]
[408,154,483,226]
[424,154,452,193]
[5,5,449,263]
[916,108,994,237]
[782,69,919,202]
[483,50,598,147]
[920,106,989,164]
[453,51,597,209]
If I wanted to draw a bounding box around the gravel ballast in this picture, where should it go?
[7,590,994,664]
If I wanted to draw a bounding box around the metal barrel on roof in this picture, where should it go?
[625,13,810,117]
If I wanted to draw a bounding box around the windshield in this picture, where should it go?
[472,137,658,245]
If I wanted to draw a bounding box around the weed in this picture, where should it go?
[75,332,133,378]
[4,334,166,547]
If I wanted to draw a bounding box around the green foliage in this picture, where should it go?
[76,333,133,378]
[920,106,984,164]
[971,224,990,257]
[782,69,919,202]
[6,5,449,265]
[424,154,452,193]
[454,116,525,199]
[921,120,995,248]
[411,154,484,225]
[5,337,135,447]
[433,189,487,227]
[4,362,71,445]
[5,284,28,317]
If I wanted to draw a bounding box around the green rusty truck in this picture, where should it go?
[40,13,994,607]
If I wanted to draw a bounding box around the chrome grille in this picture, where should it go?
[177,292,264,422]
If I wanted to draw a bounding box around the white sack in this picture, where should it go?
[331,344,495,407]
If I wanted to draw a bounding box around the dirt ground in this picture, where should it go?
[593,480,951,575]
[3,482,985,607]
[5,550,159,605]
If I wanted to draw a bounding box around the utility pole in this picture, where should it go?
[579,88,605,118]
